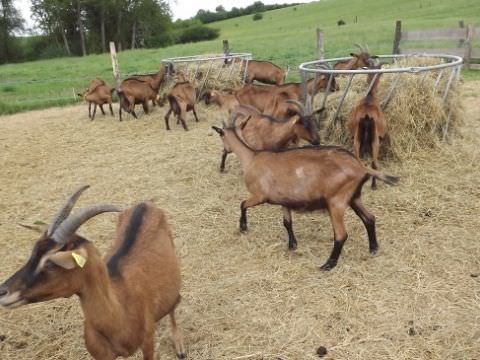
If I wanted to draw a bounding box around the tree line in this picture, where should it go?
[0,1,298,64]
[195,1,300,24]
[1,0,220,64]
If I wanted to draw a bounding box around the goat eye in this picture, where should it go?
[45,260,57,270]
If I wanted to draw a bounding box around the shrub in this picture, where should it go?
[253,13,263,21]
[337,19,346,26]
[178,25,220,43]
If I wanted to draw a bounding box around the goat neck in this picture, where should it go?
[77,245,125,338]
[224,128,255,171]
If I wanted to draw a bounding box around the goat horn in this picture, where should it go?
[354,43,364,52]
[364,44,370,53]
[51,204,121,245]
[47,185,90,236]
[285,99,304,112]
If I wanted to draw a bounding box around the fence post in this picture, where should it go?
[110,41,121,87]
[316,28,324,60]
[465,24,474,69]
[458,20,465,47]
[223,40,230,56]
[393,20,402,54]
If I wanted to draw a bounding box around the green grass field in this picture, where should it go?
[1,0,479,114]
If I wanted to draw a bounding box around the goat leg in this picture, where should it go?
[240,196,265,232]
[282,207,297,250]
[88,102,92,119]
[164,108,172,130]
[350,197,378,254]
[142,101,149,115]
[91,104,97,121]
[119,105,123,121]
[321,205,347,271]
[220,150,229,172]
[169,311,186,359]
[99,104,106,115]
[192,106,199,122]
[371,136,380,190]
[109,103,114,116]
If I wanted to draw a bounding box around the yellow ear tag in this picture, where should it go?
[72,252,87,268]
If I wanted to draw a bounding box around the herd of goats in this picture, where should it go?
[0,45,400,359]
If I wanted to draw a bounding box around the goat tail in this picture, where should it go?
[366,168,400,185]
[358,115,374,158]
[117,90,130,110]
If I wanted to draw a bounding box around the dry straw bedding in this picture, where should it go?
[0,81,479,359]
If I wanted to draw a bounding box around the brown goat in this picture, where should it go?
[117,78,157,121]
[244,60,288,85]
[333,44,378,71]
[78,79,114,120]
[232,76,336,115]
[217,102,320,172]
[202,89,240,115]
[0,186,186,359]
[211,123,398,270]
[347,70,386,190]
[127,64,170,105]
[160,74,199,131]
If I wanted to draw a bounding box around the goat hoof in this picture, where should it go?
[370,246,378,255]
[177,352,186,359]
[320,259,337,271]
[288,242,297,250]
[240,225,248,233]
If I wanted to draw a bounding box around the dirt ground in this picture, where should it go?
[0,81,479,360]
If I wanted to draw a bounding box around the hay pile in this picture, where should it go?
[0,84,479,359]
[161,55,246,95]
[319,57,464,160]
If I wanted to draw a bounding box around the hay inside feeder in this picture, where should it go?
[161,55,247,96]
[317,57,464,161]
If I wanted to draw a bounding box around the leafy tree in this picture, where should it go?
[0,0,25,63]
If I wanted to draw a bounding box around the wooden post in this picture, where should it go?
[316,28,324,60]
[110,41,121,87]
[393,20,402,54]
[465,24,474,69]
[223,40,230,56]
[458,20,465,47]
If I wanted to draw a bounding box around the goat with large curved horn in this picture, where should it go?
[51,204,121,245]
[47,185,90,236]
[285,99,306,115]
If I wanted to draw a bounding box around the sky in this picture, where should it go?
[16,0,316,32]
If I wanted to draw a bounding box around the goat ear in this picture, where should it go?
[211,126,224,136]
[48,248,88,270]
[18,222,48,234]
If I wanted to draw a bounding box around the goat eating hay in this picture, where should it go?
[318,57,464,161]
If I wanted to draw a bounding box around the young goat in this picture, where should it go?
[244,60,289,85]
[347,69,386,190]
[0,186,186,359]
[333,44,378,71]
[218,102,320,172]
[78,79,114,120]
[211,123,399,270]
[117,78,158,121]
[159,73,199,131]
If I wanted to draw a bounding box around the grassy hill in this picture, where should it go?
[1,0,479,114]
